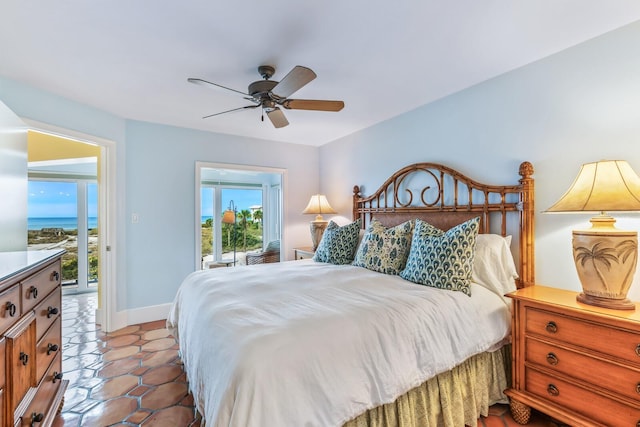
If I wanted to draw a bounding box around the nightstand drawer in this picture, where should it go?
[525,307,640,365]
[293,247,315,260]
[526,337,640,402]
[525,367,639,426]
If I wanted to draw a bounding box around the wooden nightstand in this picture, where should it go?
[505,285,640,426]
[293,247,315,260]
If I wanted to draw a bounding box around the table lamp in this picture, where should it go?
[545,160,640,310]
[302,194,337,251]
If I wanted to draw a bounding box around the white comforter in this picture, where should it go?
[167,260,511,427]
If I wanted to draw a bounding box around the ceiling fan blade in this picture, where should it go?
[188,78,248,96]
[202,104,259,119]
[266,107,289,128]
[272,66,317,98]
[282,99,344,112]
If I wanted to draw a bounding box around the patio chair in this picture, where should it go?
[245,240,280,265]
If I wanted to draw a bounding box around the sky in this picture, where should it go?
[28,181,261,220]
[28,181,98,218]
[201,188,263,218]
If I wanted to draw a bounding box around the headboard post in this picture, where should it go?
[352,185,362,227]
[518,161,535,288]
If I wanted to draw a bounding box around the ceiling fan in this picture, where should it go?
[188,65,344,128]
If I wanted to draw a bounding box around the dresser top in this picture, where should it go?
[0,249,66,283]
[507,285,640,323]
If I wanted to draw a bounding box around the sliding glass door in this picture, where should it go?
[201,186,268,267]
[28,179,98,293]
[197,163,283,270]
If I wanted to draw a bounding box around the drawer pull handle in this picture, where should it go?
[47,343,59,355]
[636,383,640,394]
[546,352,559,366]
[52,371,63,383]
[20,351,29,366]
[5,301,16,317]
[47,306,59,318]
[547,384,559,397]
[31,412,44,423]
[51,270,60,281]
[636,344,640,357]
[28,285,38,299]
[545,321,558,333]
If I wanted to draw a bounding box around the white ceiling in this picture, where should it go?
[2,1,640,147]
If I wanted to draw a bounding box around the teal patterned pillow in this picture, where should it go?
[400,217,480,296]
[313,219,362,265]
[352,219,414,275]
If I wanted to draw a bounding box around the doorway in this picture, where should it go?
[196,162,284,270]
[25,123,117,332]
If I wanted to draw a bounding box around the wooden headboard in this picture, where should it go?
[352,162,535,288]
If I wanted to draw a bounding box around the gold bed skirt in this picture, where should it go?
[344,346,511,427]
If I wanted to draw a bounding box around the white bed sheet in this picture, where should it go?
[167,260,511,427]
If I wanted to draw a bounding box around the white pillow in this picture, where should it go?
[471,234,518,298]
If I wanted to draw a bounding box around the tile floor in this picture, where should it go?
[54,293,561,427]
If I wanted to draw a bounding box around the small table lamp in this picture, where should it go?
[546,160,640,310]
[302,194,337,251]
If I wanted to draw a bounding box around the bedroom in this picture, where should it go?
[1,2,640,426]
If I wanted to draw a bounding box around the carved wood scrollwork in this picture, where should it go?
[353,161,535,288]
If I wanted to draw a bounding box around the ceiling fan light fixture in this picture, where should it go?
[189,64,344,128]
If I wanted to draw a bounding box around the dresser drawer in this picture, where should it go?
[36,317,61,383]
[525,307,640,366]
[526,367,640,426]
[526,337,640,402]
[17,351,64,427]
[34,287,61,342]
[0,284,21,335]
[21,260,61,314]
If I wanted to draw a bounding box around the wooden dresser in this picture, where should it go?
[505,285,640,427]
[0,250,67,427]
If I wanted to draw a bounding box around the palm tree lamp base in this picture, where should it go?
[572,216,637,311]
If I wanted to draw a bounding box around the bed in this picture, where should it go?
[167,161,535,427]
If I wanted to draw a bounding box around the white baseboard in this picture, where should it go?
[126,302,172,326]
[100,303,172,333]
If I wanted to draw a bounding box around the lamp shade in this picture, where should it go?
[302,194,337,220]
[221,210,236,224]
[546,160,640,213]
[546,160,640,310]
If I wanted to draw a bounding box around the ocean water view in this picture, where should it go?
[28,217,98,231]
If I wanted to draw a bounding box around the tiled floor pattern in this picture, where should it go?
[55,293,559,427]
[54,293,201,426]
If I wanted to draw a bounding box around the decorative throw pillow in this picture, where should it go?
[312,219,362,265]
[400,217,480,296]
[265,240,280,252]
[352,219,414,275]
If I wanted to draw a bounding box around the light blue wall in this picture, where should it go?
[0,77,319,312]
[124,121,318,308]
[320,21,640,301]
